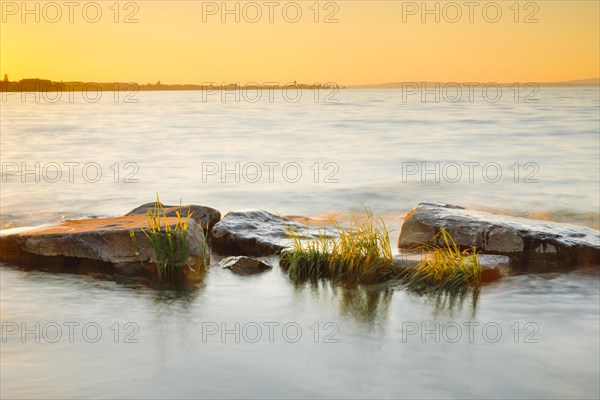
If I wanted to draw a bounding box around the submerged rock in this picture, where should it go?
[0,215,206,274]
[211,210,335,256]
[218,256,273,274]
[126,202,221,231]
[477,254,511,282]
[398,202,600,272]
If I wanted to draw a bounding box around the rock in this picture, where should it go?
[399,202,600,272]
[478,254,511,282]
[0,215,206,274]
[125,202,221,231]
[392,252,510,283]
[211,210,335,256]
[218,256,273,274]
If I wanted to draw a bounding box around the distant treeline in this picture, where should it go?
[0,79,341,92]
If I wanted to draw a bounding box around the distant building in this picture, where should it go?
[3,74,7,82]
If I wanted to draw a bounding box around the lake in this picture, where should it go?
[1,88,599,399]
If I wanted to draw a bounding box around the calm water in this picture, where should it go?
[1,263,599,399]
[1,88,599,227]
[1,88,599,399]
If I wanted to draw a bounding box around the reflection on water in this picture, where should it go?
[402,284,481,318]
[150,285,203,309]
[336,285,394,324]
[289,274,482,322]
[2,263,598,399]
[293,280,395,324]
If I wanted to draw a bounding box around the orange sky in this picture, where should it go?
[1,1,598,85]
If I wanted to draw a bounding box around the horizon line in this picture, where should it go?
[2,77,599,88]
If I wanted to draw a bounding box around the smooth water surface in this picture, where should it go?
[1,88,599,228]
[1,263,599,399]
[1,88,599,399]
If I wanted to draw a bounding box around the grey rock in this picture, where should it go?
[399,202,600,271]
[218,256,273,274]
[211,210,335,256]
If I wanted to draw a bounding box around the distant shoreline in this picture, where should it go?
[0,80,343,92]
[347,80,600,89]
[0,78,598,92]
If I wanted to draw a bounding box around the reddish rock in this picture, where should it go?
[0,215,206,274]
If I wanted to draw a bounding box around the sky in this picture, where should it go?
[1,0,599,85]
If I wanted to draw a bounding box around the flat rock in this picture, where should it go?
[126,202,221,231]
[398,202,600,271]
[0,215,206,274]
[218,256,273,275]
[211,210,336,256]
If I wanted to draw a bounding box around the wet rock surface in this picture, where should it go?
[0,215,206,274]
[126,202,221,231]
[398,202,600,271]
[211,210,335,256]
[218,256,273,274]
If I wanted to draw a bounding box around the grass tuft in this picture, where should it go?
[281,209,395,284]
[130,194,207,281]
[401,228,481,294]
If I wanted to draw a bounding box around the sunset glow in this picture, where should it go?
[1,0,598,84]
